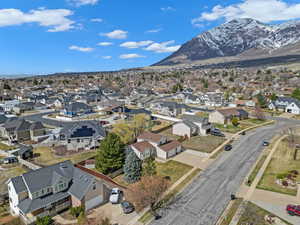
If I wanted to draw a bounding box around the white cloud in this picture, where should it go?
[193,0,300,24]
[69,0,99,7]
[146,28,162,33]
[144,40,181,53]
[161,6,176,12]
[91,18,103,23]
[69,45,94,52]
[0,8,75,32]
[97,42,113,46]
[119,54,145,59]
[120,41,153,49]
[101,29,128,39]
[102,56,112,59]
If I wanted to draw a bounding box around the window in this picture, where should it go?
[92,182,96,190]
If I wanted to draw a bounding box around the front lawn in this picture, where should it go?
[114,160,193,187]
[257,137,300,196]
[182,135,226,153]
[213,123,249,134]
[238,202,291,225]
[33,147,96,166]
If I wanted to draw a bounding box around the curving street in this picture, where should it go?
[150,118,300,225]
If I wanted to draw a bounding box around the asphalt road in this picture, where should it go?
[150,118,300,225]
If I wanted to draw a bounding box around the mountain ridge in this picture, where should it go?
[155,18,300,66]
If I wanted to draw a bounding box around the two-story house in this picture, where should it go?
[172,115,212,138]
[8,161,120,224]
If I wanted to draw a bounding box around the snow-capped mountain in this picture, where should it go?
[155,18,300,66]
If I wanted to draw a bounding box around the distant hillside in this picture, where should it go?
[155,18,300,67]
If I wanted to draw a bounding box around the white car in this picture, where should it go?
[109,188,121,204]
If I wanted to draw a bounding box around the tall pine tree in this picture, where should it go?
[96,133,125,174]
[123,150,142,183]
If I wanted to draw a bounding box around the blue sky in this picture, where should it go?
[1,0,300,75]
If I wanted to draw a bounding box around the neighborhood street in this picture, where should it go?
[150,118,300,225]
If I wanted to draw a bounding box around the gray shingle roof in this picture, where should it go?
[10,176,27,194]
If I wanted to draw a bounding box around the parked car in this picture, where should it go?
[286,204,300,216]
[211,128,225,137]
[240,131,246,135]
[224,144,232,151]
[109,188,121,204]
[263,141,269,146]
[3,157,18,164]
[121,201,135,214]
[99,120,109,125]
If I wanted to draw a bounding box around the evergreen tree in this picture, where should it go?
[292,88,300,101]
[142,157,157,176]
[96,133,125,174]
[123,150,142,183]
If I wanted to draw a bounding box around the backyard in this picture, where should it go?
[0,164,27,193]
[182,135,226,153]
[113,160,193,187]
[257,136,300,196]
[0,142,15,151]
[158,128,181,141]
[33,147,97,166]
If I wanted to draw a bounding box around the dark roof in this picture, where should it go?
[30,121,45,130]
[60,120,106,139]
[10,176,27,193]
[0,114,8,124]
[4,119,31,132]
[124,107,151,116]
[64,102,92,113]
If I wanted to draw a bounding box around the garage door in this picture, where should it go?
[85,196,103,211]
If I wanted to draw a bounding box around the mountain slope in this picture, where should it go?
[155,18,300,66]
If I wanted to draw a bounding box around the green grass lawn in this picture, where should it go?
[238,202,292,225]
[33,147,96,166]
[213,123,249,134]
[257,137,300,196]
[182,135,226,153]
[247,155,268,186]
[0,142,15,151]
[114,160,193,187]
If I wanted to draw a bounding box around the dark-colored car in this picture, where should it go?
[240,131,246,135]
[211,128,225,137]
[224,144,232,151]
[100,121,109,125]
[121,201,135,214]
[286,204,300,216]
[263,141,269,146]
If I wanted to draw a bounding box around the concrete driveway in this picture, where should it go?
[90,202,137,225]
[172,151,213,170]
[252,200,300,225]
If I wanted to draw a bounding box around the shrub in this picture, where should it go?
[70,206,85,218]
[282,180,289,187]
[290,170,299,175]
[276,173,288,180]
[36,216,53,225]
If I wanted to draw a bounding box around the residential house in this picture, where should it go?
[0,119,46,143]
[8,161,121,224]
[131,131,182,160]
[184,94,202,105]
[269,97,300,114]
[0,100,20,113]
[173,115,212,138]
[150,101,187,117]
[54,121,106,151]
[61,102,93,118]
[209,108,249,124]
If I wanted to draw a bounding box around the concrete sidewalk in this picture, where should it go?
[252,200,300,225]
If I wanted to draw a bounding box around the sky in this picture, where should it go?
[1,0,300,75]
